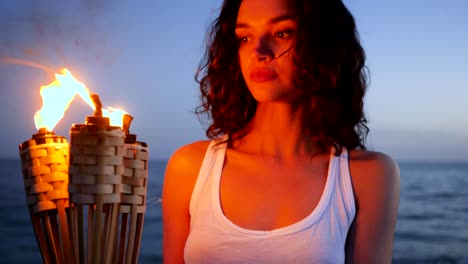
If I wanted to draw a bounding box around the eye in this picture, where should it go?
[274,29,294,40]
[236,36,250,44]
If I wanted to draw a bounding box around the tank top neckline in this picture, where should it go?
[209,140,340,237]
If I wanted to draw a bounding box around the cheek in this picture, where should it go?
[238,50,250,76]
[277,54,296,79]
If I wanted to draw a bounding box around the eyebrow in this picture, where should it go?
[236,14,293,29]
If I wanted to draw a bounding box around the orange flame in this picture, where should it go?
[34,69,93,131]
[34,68,128,131]
[102,107,128,128]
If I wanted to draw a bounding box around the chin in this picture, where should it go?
[247,82,295,103]
[250,90,293,104]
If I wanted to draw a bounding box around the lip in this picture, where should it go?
[249,68,278,82]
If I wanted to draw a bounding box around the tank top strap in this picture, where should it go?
[189,136,228,216]
[338,147,356,220]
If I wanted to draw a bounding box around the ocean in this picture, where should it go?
[0,159,467,263]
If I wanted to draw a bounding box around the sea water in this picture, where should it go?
[0,159,467,263]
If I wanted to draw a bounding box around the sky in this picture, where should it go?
[0,0,467,161]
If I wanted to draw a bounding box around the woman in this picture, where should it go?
[162,0,400,263]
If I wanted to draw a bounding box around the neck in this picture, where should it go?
[233,102,320,160]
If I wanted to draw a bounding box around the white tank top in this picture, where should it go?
[184,138,356,263]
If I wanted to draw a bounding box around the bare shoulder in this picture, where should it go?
[164,139,212,187]
[167,140,212,168]
[347,149,400,202]
[348,150,399,180]
[162,140,212,263]
[345,149,400,262]
[348,149,398,167]
[162,139,211,219]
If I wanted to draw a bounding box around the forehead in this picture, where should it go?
[237,0,291,23]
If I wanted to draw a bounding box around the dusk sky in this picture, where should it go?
[0,0,467,161]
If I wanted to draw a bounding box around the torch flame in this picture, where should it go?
[102,107,128,128]
[34,68,128,131]
[34,69,93,131]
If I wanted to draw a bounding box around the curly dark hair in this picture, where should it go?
[195,0,369,152]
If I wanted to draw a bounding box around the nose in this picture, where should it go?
[252,35,274,61]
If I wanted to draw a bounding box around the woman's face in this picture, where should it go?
[236,0,297,103]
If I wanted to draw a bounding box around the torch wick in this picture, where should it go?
[38,128,49,134]
[122,114,134,135]
[91,94,103,117]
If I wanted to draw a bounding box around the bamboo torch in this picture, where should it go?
[18,67,149,263]
[118,114,149,264]
[18,69,83,264]
[68,94,125,264]
[19,129,73,264]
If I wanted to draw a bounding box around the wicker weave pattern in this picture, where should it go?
[20,139,70,213]
[121,144,149,214]
[69,129,125,204]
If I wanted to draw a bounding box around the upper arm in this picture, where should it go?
[162,141,209,264]
[346,151,400,264]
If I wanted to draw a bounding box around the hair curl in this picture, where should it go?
[195,0,369,152]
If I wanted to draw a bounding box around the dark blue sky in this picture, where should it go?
[1,0,467,161]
